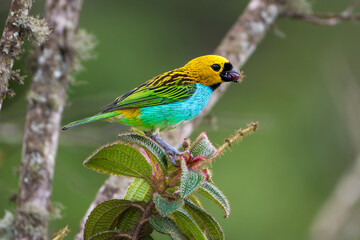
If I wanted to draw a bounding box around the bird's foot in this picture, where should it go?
[164,149,193,167]
[146,133,190,166]
[162,144,181,166]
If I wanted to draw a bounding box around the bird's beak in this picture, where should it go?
[220,69,241,83]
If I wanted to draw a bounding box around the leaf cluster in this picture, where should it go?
[83,131,230,240]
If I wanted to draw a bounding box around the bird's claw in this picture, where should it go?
[162,147,180,166]
[146,133,193,167]
[165,150,193,167]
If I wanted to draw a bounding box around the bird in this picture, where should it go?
[62,55,241,165]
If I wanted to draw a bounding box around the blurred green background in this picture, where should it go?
[1,0,360,239]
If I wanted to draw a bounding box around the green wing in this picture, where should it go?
[101,72,196,112]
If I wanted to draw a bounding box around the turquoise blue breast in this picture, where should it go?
[138,83,213,131]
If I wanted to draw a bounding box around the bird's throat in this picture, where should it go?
[210,83,221,91]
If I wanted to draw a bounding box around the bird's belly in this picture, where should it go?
[138,84,213,132]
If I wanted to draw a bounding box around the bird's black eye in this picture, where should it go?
[211,64,221,72]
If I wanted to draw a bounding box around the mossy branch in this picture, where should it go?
[0,0,50,111]
[15,0,88,239]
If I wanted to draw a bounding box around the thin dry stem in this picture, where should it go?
[218,122,258,153]
[51,226,69,240]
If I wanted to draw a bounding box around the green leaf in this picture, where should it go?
[113,207,143,233]
[139,235,154,240]
[198,182,230,218]
[150,216,187,240]
[190,132,218,160]
[171,208,207,240]
[184,200,224,240]
[125,178,153,201]
[153,193,183,217]
[118,132,169,173]
[84,199,144,240]
[88,230,152,240]
[139,221,154,238]
[88,230,123,240]
[180,159,206,198]
[84,141,153,181]
[186,194,203,209]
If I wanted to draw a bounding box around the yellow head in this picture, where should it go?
[180,55,241,86]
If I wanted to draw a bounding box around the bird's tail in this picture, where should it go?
[62,112,118,130]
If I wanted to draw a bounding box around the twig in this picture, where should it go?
[282,0,360,26]
[217,122,258,153]
[343,0,360,16]
[283,12,360,25]
[15,0,83,239]
[75,0,284,238]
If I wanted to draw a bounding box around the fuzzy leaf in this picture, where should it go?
[88,230,152,240]
[181,159,206,198]
[140,236,154,240]
[184,200,224,240]
[139,235,154,240]
[190,132,218,160]
[112,207,142,233]
[118,132,168,172]
[139,221,155,238]
[180,204,204,234]
[84,141,153,181]
[186,194,203,209]
[125,178,152,201]
[150,216,187,240]
[198,182,230,218]
[84,199,144,240]
[88,230,122,240]
[171,208,207,240]
[153,193,183,217]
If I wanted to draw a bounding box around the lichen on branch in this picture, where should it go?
[0,0,50,110]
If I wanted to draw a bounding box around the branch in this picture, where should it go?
[309,155,360,240]
[75,0,285,238]
[309,61,360,240]
[0,0,50,111]
[282,0,360,26]
[15,0,84,239]
[0,0,32,111]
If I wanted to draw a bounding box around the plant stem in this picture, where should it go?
[131,201,155,240]
[217,122,258,153]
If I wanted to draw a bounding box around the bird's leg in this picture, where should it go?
[146,132,181,166]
